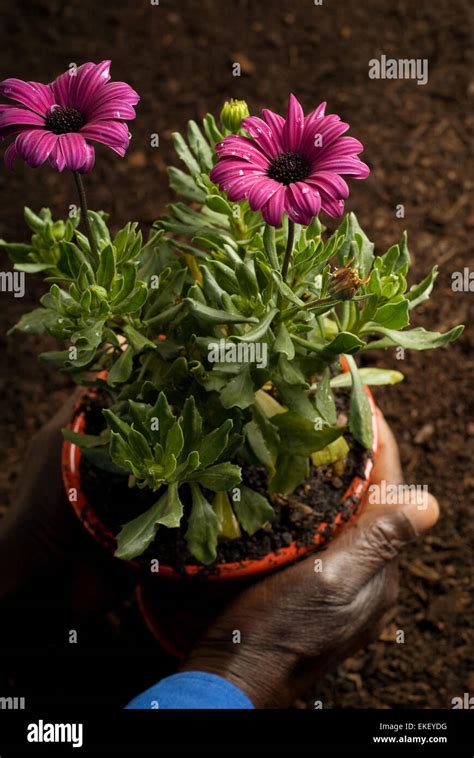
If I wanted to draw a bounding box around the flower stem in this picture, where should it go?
[281,219,294,282]
[73,171,99,266]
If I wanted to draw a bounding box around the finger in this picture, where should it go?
[368,408,404,488]
[318,503,432,592]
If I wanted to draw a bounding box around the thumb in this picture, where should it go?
[320,491,439,589]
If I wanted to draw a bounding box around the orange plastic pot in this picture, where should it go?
[62,385,379,581]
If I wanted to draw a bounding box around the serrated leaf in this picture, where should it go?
[272,412,344,456]
[115,483,184,560]
[185,484,220,564]
[269,452,309,495]
[314,368,337,424]
[233,485,274,535]
[361,324,464,350]
[107,345,134,386]
[345,354,373,449]
[220,367,255,409]
[189,462,241,491]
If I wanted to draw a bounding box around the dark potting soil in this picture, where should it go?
[79,392,371,571]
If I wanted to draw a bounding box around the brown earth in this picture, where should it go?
[0,0,472,709]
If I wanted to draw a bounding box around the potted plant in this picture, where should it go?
[1,64,463,591]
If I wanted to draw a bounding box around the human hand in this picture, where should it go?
[180,409,439,707]
[0,391,130,609]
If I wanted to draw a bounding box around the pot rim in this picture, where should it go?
[62,386,379,581]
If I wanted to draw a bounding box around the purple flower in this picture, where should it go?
[0,60,139,173]
[210,94,370,227]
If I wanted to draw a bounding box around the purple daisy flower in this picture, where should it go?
[210,94,370,227]
[0,60,139,173]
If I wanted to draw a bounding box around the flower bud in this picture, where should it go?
[220,99,250,133]
[328,265,363,301]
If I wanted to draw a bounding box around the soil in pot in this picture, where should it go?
[77,390,373,574]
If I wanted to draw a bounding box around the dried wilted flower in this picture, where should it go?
[328,263,364,300]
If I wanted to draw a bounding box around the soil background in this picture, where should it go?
[0,0,472,710]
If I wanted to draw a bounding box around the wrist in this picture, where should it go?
[180,640,296,708]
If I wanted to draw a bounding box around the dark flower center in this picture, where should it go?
[267,151,310,185]
[44,106,85,135]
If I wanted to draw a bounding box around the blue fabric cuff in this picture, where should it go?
[125,671,255,709]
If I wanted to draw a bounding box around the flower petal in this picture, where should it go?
[74,60,112,112]
[79,120,129,155]
[315,156,370,177]
[306,171,349,199]
[303,115,350,160]
[56,133,91,170]
[285,182,321,225]
[210,158,265,186]
[15,129,57,168]
[85,99,137,122]
[281,93,305,152]
[261,107,285,153]
[261,185,285,227]
[246,177,282,211]
[76,143,95,174]
[0,107,45,129]
[51,67,80,108]
[319,190,345,217]
[241,116,280,159]
[83,81,140,110]
[0,79,54,116]
[4,139,18,170]
[214,135,269,168]
[49,139,66,171]
[223,174,262,202]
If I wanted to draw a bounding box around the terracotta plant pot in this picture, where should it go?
[62,385,379,581]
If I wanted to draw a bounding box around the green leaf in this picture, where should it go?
[212,491,241,539]
[185,484,220,564]
[233,308,278,342]
[245,413,278,474]
[107,345,134,386]
[186,298,258,325]
[168,166,206,203]
[181,396,203,456]
[220,367,255,409]
[361,324,464,350]
[314,369,337,424]
[274,322,295,359]
[81,446,129,475]
[205,195,233,217]
[62,429,109,448]
[271,412,344,456]
[269,453,309,495]
[197,419,233,467]
[96,243,116,290]
[263,224,279,269]
[189,462,242,491]
[123,324,156,353]
[8,307,56,335]
[373,299,409,329]
[331,368,404,387]
[322,332,365,357]
[406,265,438,309]
[187,120,213,171]
[233,485,274,535]
[113,282,148,315]
[345,354,373,449]
[115,483,184,560]
[171,131,201,175]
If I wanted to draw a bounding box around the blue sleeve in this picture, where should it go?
[125,671,255,709]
